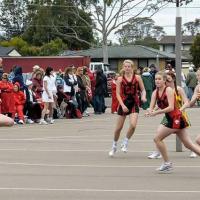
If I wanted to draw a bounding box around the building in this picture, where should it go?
[159,35,194,53]
[61,45,187,71]
[0,46,21,57]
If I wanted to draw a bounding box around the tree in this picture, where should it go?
[23,0,94,49]
[68,0,168,63]
[0,37,67,56]
[190,34,200,68]
[183,18,200,36]
[115,17,165,45]
[0,0,29,39]
[134,37,159,49]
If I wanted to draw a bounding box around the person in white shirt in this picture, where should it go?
[40,67,55,125]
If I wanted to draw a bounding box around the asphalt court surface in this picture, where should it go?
[0,108,200,199]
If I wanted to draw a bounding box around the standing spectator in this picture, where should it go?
[31,65,40,79]
[12,66,25,91]
[63,67,77,101]
[76,67,88,116]
[40,67,55,125]
[100,69,107,113]
[13,82,26,124]
[186,67,197,100]
[93,69,105,114]
[141,67,153,110]
[32,70,43,98]
[165,63,175,73]
[82,66,92,113]
[8,66,17,82]
[149,64,157,90]
[0,57,4,80]
[0,73,15,117]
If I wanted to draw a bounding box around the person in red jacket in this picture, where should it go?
[111,74,119,113]
[13,82,26,124]
[0,73,15,117]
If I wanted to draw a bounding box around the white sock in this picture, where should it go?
[123,137,129,145]
[112,141,117,148]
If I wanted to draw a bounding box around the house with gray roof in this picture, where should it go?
[61,45,187,71]
[159,35,194,57]
[0,46,21,57]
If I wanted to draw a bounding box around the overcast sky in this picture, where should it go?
[152,0,200,34]
[109,0,200,42]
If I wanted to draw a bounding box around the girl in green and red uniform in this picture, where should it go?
[146,71,200,172]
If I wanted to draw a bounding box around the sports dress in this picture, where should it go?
[157,87,190,129]
[117,74,139,115]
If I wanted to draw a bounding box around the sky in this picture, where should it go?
[108,0,200,43]
[152,0,200,35]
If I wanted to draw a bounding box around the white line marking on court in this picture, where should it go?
[0,138,173,142]
[0,162,199,168]
[0,149,151,152]
[0,187,199,193]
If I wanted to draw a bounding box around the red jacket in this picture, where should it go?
[13,91,26,106]
[0,81,15,113]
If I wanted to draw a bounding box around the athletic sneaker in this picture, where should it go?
[148,151,162,159]
[18,120,24,125]
[109,146,117,157]
[46,118,54,124]
[156,162,173,173]
[39,119,48,125]
[121,143,128,153]
[190,152,197,158]
[26,119,34,124]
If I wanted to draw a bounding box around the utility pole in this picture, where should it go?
[175,0,182,152]
[164,0,193,151]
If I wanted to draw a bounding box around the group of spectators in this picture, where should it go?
[0,58,108,126]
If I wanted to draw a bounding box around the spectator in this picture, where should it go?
[13,82,26,124]
[165,63,175,73]
[93,69,105,114]
[24,80,42,124]
[0,73,15,117]
[141,67,153,110]
[0,57,4,80]
[31,65,40,79]
[63,67,78,105]
[82,66,92,113]
[76,67,88,116]
[12,66,25,90]
[32,70,43,98]
[40,67,55,125]
[186,67,197,100]
[149,64,157,90]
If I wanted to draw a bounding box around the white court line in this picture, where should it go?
[0,138,173,142]
[0,187,199,193]
[0,148,152,152]
[0,162,199,168]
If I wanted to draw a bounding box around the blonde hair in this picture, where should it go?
[155,71,167,82]
[122,59,135,70]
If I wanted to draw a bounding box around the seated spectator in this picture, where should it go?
[13,82,26,124]
[56,85,81,119]
[24,80,42,124]
[0,73,15,117]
